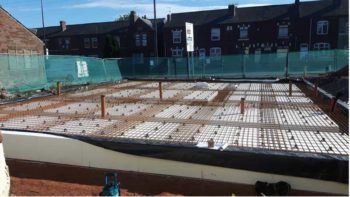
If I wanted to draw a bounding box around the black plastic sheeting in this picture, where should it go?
[3,129,349,184]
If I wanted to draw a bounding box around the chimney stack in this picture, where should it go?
[228,4,236,16]
[130,11,138,25]
[167,14,172,23]
[60,21,67,32]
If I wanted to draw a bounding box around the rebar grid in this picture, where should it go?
[0,81,348,156]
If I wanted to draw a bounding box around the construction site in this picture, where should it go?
[0,78,349,195]
[0,0,348,194]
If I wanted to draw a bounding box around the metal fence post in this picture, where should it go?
[285,52,289,78]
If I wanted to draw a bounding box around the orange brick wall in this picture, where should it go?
[0,8,43,54]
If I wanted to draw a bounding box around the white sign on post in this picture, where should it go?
[185,22,194,52]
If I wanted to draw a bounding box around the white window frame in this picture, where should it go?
[239,27,249,39]
[278,25,289,38]
[172,30,182,44]
[313,42,330,50]
[226,26,233,31]
[84,38,90,49]
[91,37,98,48]
[317,21,329,35]
[64,38,70,49]
[254,49,261,63]
[142,33,147,46]
[132,53,144,64]
[211,28,221,41]
[135,34,141,47]
[209,47,222,57]
[171,47,183,57]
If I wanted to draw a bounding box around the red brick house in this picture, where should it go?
[163,0,348,57]
[34,11,165,59]
[0,7,44,54]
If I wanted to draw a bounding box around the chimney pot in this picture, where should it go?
[60,20,67,31]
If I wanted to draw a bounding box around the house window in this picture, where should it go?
[114,36,120,46]
[132,53,144,64]
[254,49,261,63]
[346,22,349,34]
[226,26,233,31]
[317,21,329,35]
[59,38,70,49]
[300,43,309,51]
[239,27,248,39]
[91,38,98,48]
[84,38,90,49]
[211,28,220,41]
[278,25,288,38]
[142,34,147,46]
[172,30,182,44]
[135,34,141,47]
[210,47,221,57]
[199,48,206,59]
[314,43,330,50]
[171,47,183,57]
[300,43,309,58]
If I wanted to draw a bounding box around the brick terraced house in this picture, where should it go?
[34,11,165,58]
[163,0,348,57]
[33,0,347,58]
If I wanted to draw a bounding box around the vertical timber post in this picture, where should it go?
[159,81,163,100]
[330,97,336,113]
[57,81,61,96]
[101,95,106,118]
[240,97,245,114]
[314,81,319,97]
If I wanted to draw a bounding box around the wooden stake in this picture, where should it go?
[101,95,106,118]
[330,97,336,113]
[240,97,245,114]
[159,81,163,100]
[57,81,61,96]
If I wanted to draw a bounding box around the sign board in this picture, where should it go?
[76,61,89,78]
[185,22,194,52]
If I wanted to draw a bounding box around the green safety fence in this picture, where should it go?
[118,49,348,79]
[0,49,348,93]
[0,55,122,93]
[0,54,47,92]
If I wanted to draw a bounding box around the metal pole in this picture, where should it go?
[40,0,46,48]
[187,52,190,78]
[153,0,158,58]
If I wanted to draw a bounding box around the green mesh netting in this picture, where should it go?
[0,55,47,92]
[0,49,348,93]
[0,55,122,93]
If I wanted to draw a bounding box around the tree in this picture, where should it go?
[116,14,130,21]
[103,35,120,58]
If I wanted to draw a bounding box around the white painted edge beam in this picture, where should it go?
[303,78,349,110]
[1,130,348,195]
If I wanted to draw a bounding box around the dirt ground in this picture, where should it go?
[10,177,178,196]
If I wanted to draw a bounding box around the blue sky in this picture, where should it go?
[1,0,299,28]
